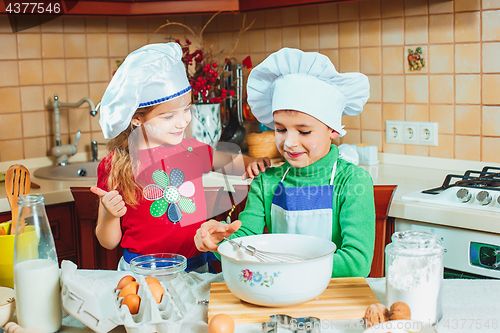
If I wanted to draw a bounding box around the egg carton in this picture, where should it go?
[60,261,211,333]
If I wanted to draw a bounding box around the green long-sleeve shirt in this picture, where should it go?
[229,145,375,278]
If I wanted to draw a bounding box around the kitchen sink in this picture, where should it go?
[34,161,99,181]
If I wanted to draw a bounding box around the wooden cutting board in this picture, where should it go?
[208,277,379,324]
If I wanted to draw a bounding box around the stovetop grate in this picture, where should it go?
[422,166,500,195]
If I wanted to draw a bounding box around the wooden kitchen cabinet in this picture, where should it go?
[0,202,78,266]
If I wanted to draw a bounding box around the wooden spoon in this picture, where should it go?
[5,164,31,235]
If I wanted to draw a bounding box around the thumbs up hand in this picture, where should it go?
[90,187,127,218]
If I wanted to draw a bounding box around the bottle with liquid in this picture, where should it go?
[13,194,62,333]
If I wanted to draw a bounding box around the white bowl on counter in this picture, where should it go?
[217,233,336,307]
[0,286,15,327]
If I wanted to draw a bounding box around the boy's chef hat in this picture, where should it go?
[97,42,191,139]
[247,48,369,137]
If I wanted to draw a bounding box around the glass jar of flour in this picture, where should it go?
[385,231,444,325]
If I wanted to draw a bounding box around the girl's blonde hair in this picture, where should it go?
[106,106,155,207]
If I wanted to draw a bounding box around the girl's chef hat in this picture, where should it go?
[97,42,191,139]
[247,48,369,137]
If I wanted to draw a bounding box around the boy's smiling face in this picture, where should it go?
[273,110,339,168]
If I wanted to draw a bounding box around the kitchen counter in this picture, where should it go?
[51,269,500,333]
[1,151,499,233]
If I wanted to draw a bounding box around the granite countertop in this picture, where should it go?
[1,152,499,234]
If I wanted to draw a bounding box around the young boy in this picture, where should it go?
[194,48,375,277]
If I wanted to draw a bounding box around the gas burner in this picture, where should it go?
[401,166,500,212]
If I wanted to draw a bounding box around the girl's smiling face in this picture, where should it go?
[132,92,192,148]
[273,110,339,168]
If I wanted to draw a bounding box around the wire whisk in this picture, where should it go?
[224,237,308,263]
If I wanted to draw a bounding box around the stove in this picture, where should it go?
[399,166,500,279]
[401,166,500,212]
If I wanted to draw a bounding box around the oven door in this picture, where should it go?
[395,218,500,279]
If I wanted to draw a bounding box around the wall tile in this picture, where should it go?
[265,28,282,52]
[383,141,405,154]
[339,21,359,48]
[300,25,319,50]
[108,17,128,33]
[342,114,360,129]
[429,0,453,14]
[482,74,500,104]
[483,0,500,9]
[405,16,428,45]
[16,17,40,33]
[482,106,500,136]
[367,75,382,102]
[0,17,11,33]
[405,75,429,103]
[430,104,454,134]
[19,60,42,85]
[43,84,66,114]
[299,5,319,25]
[41,34,64,58]
[360,20,381,47]
[246,11,264,29]
[383,76,405,103]
[264,9,282,28]
[360,48,381,74]
[108,34,129,57]
[128,33,148,53]
[0,34,17,59]
[64,34,86,58]
[43,59,66,84]
[128,18,148,33]
[249,30,265,52]
[482,137,500,162]
[217,13,233,32]
[404,0,428,16]
[406,104,429,122]
[40,17,63,33]
[64,17,85,33]
[482,43,500,72]
[404,45,427,74]
[405,145,429,156]
[430,134,453,158]
[339,48,359,72]
[455,0,480,11]
[20,86,44,111]
[282,27,300,49]
[0,140,23,161]
[87,34,108,57]
[361,130,383,149]
[0,87,21,113]
[23,112,46,137]
[429,75,454,104]
[86,18,107,33]
[185,15,203,32]
[360,0,381,19]
[455,135,480,161]
[383,103,405,122]
[482,10,500,41]
[0,114,22,140]
[455,105,481,135]
[88,58,109,82]
[340,129,360,144]
[282,7,300,26]
[24,137,47,159]
[338,2,359,21]
[234,32,249,54]
[455,43,481,73]
[17,34,41,59]
[381,0,404,18]
[455,12,480,42]
[319,3,338,23]
[361,103,382,130]
[429,44,454,73]
[382,46,404,74]
[66,59,88,83]
[319,24,338,49]
[382,18,404,45]
[68,107,91,133]
[321,49,339,68]
[429,14,453,43]
[0,61,20,87]
[455,75,481,104]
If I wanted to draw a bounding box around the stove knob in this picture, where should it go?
[476,191,492,205]
[497,196,500,205]
[456,188,472,203]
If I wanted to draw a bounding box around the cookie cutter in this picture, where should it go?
[262,314,321,333]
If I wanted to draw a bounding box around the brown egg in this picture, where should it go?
[121,294,141,315]
[145,276,160,285]
[118,281,139,298]
[147,280,165,303]
[117,275,136,290]
[208,314,235,333]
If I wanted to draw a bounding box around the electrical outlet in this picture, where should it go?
[385,121,403,143]
[403,122,418,144]
[418,122,439,146]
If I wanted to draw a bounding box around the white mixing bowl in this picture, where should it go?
[218,233,336,307]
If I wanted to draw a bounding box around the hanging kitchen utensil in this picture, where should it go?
[5,164,31,235]
[219,61,246,146]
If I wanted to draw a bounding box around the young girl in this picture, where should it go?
[195,47,376,277]
[91,43,269,272]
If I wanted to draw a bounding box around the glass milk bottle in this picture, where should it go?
[385,230,443,325]
[13,194,62,333]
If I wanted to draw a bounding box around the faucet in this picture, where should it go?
[91,141,107,162]
[50,94,97,165]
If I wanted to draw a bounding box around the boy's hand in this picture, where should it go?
[194,220,242,252]
[90,187,127,218]
[243,157,271,180]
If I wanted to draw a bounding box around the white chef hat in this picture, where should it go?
[97,42,191,139]
[247,48,369,137]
